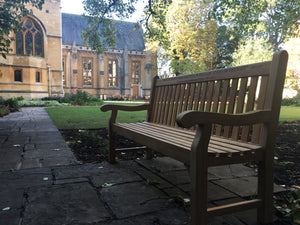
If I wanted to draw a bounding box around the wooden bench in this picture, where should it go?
[101,50,288,224]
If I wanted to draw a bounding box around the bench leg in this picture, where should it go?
[190,124,211,225]
[108,130,117,163]
[257,158,274,224]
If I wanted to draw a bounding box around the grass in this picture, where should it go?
[279,106,300,121]
[45,105,147,129]
[45,105,300,130]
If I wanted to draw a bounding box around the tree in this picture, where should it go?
[168,0,218,74]
[82,0,139,54]
[282,37,300,91]
[211,0,300,51]
[214,25,241,68]
[0,0,44,58]
[231,37,273,66]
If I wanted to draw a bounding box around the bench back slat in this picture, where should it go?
[147,51,288,145]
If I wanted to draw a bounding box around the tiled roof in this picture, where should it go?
[62,13,145,51]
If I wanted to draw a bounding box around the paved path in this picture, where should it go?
[0,107,284,225]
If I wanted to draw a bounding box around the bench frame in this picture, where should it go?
[101,51,288,224]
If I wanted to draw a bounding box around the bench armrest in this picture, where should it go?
[101,104,150,112]
[100,104,150,124]
[176,110,272,129]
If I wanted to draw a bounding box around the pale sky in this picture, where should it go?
[60,0,146,22]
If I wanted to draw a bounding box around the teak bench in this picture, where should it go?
[101,50,288,224]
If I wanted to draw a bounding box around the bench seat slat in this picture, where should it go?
[113,122,263,161]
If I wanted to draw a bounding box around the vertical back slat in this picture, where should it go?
[188,83,196,110]
[232,77,248,140]
[159,86,169,124]
[252,75,269,143]
[211,80,222,133]
[162,85,173,125]
[199,82,208,111]
[152,86,162,123]
[241,76,259,141]
[166,85,176,126]
[176,84,186,125]
[215,80,230,136]
[156,86,167,123]
[147,76,159,122]
[194,82,202,111]
[223,79,238,137]
[171,84,182,127]
[205,81,215,112]
[183,83,191,112]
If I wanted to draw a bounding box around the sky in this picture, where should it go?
[60,0,146,22]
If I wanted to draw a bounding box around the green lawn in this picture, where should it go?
[279,106,300,121]
[45,105,147,129]
[45,105,300,130]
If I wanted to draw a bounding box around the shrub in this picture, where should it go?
[281,97,298,106]
[281,92,300,106]
[44,88,103,106]
[0,98,21,112]
[0,107,9,117]
[19,100,71,107]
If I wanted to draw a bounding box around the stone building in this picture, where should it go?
[0,0,155,100]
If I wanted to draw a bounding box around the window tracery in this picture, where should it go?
[15,18,43,57]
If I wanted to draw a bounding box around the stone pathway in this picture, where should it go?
[0,107,285,225]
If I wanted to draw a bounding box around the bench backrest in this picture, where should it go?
[147,51,288,144]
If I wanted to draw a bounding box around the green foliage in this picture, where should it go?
[81,0,138,54]
[18,100,70,107]
[166,0,219,75]
[211,0,300,50]
[281,93,300,106]
[0,98,21,112]
[143,0,172,50]
[0,0,44,58]
[275,189,300,224]
[231,37,273,66]
[215,26,241,68]
[0,107,10,117]
[42,88,103,106]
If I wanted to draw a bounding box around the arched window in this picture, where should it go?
[15,18,44,57]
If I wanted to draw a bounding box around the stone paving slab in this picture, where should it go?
[22,182,110,225]
[212,176,286,197]
[0,168,52,188]
[208,164,257,179]
[137,156,186,172]
[0,209,21,225]
[0,108,287,225]
[100,182,168,219]
[100,208,190,225]
[0,147,23,171]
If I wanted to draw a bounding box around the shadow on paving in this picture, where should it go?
[0,107,286,225]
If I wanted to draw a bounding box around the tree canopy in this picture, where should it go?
[81,0,300,75]
[0,0,44,58]
[211,0,300,51]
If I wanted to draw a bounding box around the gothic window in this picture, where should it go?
[15,18,44,57]
[62,58,66,86]
[14,70,22,82]
[25,32,33,55]
[36,71,40,82]
[108,60,118,87]
[16,32,23,55]
[131,61,141,84]
[34,33,43,57]
[83,59,92,86]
